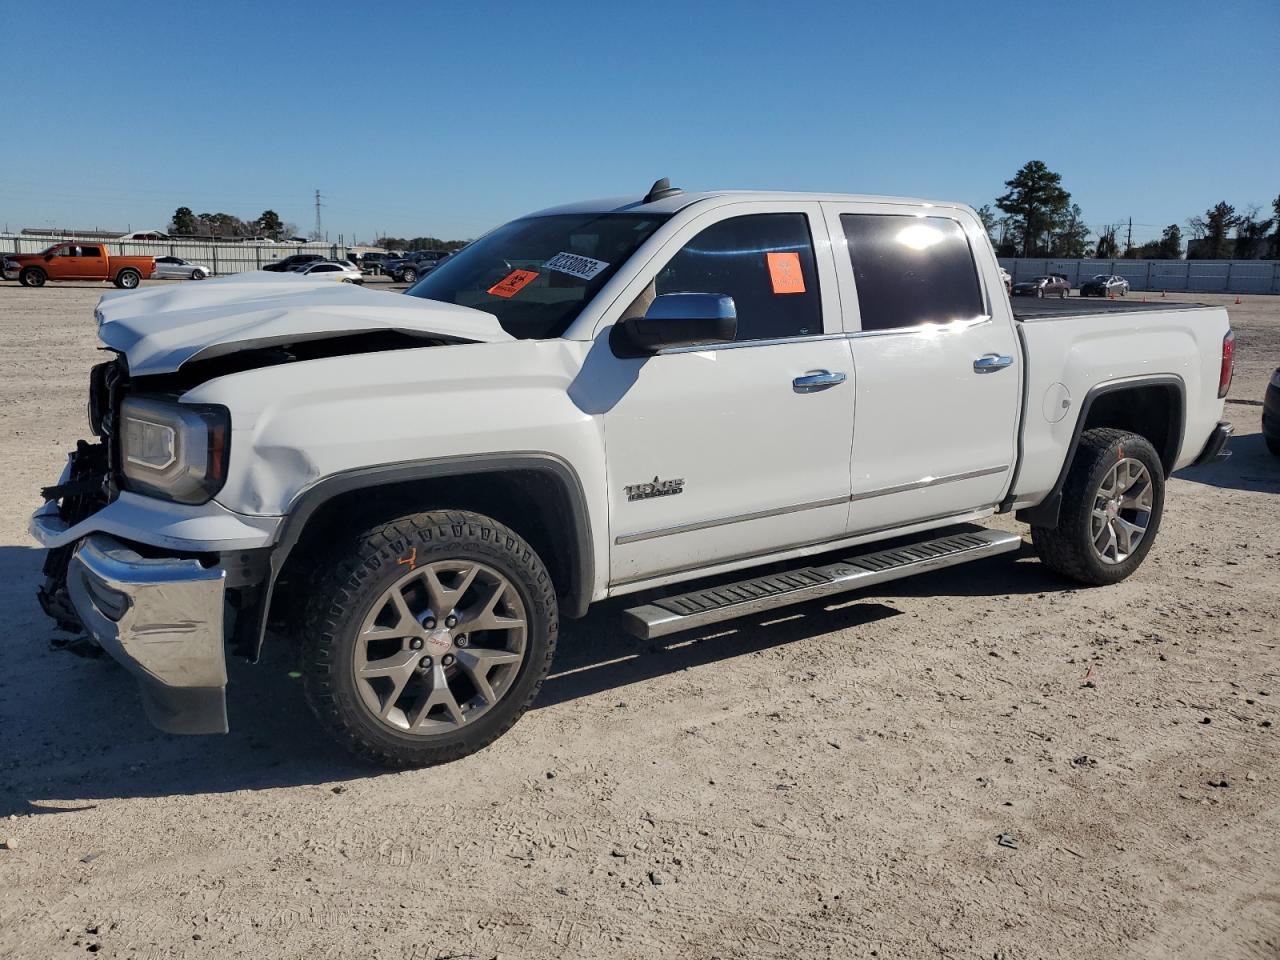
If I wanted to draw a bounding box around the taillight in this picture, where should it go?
[1219,329,1235,398]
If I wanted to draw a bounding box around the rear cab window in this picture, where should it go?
[839,214,984,331]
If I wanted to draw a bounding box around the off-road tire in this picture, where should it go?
[1031,428,1165,585]
[114,268,141,289]
[300,510,558,767]
[19,267,45,287]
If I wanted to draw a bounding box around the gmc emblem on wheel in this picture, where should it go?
[625,476,685,502]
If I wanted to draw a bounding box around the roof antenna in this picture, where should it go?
[644,177,683,203]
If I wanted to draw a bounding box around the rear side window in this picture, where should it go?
[80,246,102,257]
[654,213,821,342]
[840,214,983,331]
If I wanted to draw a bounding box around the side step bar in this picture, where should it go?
[621,528,1023,640]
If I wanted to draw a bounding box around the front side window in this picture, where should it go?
[406,213,669,339]
[648,213,821,342]
[841,214,984,331]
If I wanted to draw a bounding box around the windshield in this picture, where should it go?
[405,212,670,339]
[1093,274,1110,281]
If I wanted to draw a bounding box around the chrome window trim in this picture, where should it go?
[657,331,847,355]
[614,465,1010,545]
[847,314,991,340]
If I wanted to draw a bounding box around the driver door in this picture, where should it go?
[597,203,856,587]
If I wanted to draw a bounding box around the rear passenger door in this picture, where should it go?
[821,202,1021,535]
[77,245,108,279]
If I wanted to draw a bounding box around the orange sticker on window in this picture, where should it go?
[766,252,805,294]
[487,269,539,298]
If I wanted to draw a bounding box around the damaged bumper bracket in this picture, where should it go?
[66,534,229,734]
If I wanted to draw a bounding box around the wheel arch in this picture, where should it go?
[239,453,594,662]
[1016,375,1184,529]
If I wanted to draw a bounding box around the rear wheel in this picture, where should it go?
[19,267,46,287]
[1032,428,1165,585]
[301,510,558,767]
[115,268,141,289]
[1060,287,1067,299]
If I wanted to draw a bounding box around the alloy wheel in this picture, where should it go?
[1090,457,1153,564]
[353,560,527,734]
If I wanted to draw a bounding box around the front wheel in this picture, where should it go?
[301,510,559,767]
[1060,288,1067,299]
[191,268,208,280]
[19,267,46,287]
[114,268,141,289]
[401,268,417,283]
[1032,428,1165,585]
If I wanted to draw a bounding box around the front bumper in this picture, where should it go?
[1192,420,1234,466]
[3,265,19,281]
[66,533,229,734]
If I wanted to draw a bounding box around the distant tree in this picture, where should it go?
[1050,203,1090,258]
[407,236,470,252]
[1234,205,1275,260]
[975,204,997,243]
[376,236,408,251]
[1188,202,1238,259]
[1271,194,1280,259]
[257,209,284,240]
[170,206,197,235]
[996,161,1072,258]
[1094,224,1122,259]
[1158,223,1183,259]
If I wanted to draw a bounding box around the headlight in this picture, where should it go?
[119,397,230,504]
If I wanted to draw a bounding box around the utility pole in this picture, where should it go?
[312,189,324,241]
[1126,217,1133,254]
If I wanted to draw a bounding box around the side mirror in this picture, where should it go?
[615,293,737,354]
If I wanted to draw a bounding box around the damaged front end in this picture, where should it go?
[37,358,126,632]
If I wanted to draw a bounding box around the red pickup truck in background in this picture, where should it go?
[3,242,155,288]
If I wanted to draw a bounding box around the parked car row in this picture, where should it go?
[1004,272,1133,299]
[355,249,451,281]
[261,253,363,282]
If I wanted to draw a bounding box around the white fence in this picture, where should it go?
[2,234,352,276]
[999,258,1280,294]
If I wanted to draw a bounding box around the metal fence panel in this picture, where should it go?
[999,258,1280,294]
[3,235,351,276]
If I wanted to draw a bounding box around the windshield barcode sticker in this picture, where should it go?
[543,251,609,281]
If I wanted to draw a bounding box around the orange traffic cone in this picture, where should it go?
[1234,295,1242,304]
[1161,290,1166,297]
[1108,292,1115,300]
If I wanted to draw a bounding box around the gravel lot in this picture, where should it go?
[0,284,1277,960]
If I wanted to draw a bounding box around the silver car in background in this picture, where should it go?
[153,256,211,280]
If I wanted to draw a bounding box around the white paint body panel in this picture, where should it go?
[51,190,1230,609]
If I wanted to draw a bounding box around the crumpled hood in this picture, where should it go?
[95,271,513,376]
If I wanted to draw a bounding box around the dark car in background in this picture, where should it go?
[262,254,325,273]
[357,252,399,275]
[1012,274,1070,298]
[1264,367,1280,456]
[1080,274,1130,298]
[387,250,451,283]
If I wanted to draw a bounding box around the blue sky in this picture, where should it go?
[3,0,1277,245]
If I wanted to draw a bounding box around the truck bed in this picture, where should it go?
[1012,297,1209,321]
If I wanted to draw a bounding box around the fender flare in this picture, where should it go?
[1015,374,1184,529]
[243,452,595,661]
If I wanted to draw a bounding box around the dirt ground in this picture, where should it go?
[0,284,1277,960]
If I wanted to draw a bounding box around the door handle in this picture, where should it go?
[793,370,847,392]
[973,354,1014,373]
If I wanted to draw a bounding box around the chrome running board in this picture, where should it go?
[620,528,1023,640]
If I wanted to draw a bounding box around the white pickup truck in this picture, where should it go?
[31,180,1235,767]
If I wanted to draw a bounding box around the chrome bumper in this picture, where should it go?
[66,534,229,734]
